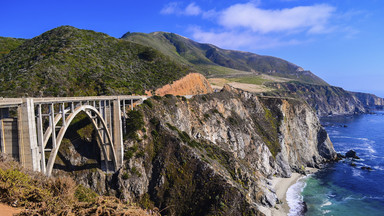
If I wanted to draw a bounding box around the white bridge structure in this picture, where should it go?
[0,96,146,176]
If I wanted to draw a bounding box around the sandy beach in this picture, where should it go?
[259,168,318,216]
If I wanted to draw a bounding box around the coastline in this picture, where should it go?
[260,168,318,216]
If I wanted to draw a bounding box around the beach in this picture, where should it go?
[259,168,318,216]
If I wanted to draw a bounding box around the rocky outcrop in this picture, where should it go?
[266,82,369,116]
[351,92,384,108]
[154,73,213,96]
[117,85,336,215]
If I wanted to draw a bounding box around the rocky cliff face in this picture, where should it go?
[117,85,336,215]
[266,82,371,116]
[351,92,384,108]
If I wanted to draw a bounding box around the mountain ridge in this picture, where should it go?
[0,26,191,97]
[122,31,328,85]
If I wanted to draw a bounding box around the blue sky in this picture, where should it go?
[1,0,384,96]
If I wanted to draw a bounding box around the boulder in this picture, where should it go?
[345,150,360,159]
[336,153,346,161]
[361,166,373,171]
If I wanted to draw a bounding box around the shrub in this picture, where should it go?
[143,99,153,108]
[178,131,191,143]
[126,110,144,139]
[74,184,98,202]
[138,48,157,61]
[122,172,130,180]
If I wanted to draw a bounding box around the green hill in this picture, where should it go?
[0,37,25,59]
[122,32,328,85]
[0,26,190,97]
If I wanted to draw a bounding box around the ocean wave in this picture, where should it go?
[352,169,363,178]
[343,195,384,201]
[320,200,332,207]
[322,210,331,214]
[373,166,384,171]
[287,176,310,216]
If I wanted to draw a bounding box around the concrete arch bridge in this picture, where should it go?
[0,96,146,176]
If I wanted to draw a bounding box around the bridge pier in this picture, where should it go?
[17,98,40,171]
[113,98,124,167]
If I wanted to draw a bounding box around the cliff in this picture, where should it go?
[115,85,336,215]
[265,82,373,116]
[351,92,384,108]
[154,73,213,96]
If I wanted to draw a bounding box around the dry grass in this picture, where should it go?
[0,153,160,216]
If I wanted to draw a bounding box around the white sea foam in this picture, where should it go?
[287,176,310,216]
[322,210,331,214]
[321,200,332,207]
[352,169,363,178]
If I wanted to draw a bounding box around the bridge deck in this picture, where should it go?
[0,95,147,108]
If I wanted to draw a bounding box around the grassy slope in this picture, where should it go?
[123,32,249,77]
[0,37,26,59]
[122,32,328,85]
[0,26,191,97]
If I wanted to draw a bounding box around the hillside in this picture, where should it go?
[0,26,191,97]
[0,37,25,59]
[122,31,328,85]
[0,153,159,215]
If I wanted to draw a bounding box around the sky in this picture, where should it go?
[1,0,384,96]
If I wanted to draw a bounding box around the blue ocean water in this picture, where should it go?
[291,112,384,216]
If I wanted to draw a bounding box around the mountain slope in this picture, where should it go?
[0,26,190,97]
[0,37,25,59]
[122,32,328,85]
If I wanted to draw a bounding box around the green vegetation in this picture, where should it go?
[253,102,283,157]
[166,122,178,131]
[74,184,98,202]
[0,37,25,59]
[124,144,138,160]
[125,110,144,139]
[143,99,153,108]
[0,26,190,97]
[123,31,328,85]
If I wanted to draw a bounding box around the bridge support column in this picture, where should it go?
[113,99,123,168]
[0,117,4,154]
[18,98,40,171]
[0,108,9,153]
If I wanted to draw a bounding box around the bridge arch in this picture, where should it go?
[45,105,118,177]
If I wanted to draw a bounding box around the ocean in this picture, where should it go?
[287,111,384,216]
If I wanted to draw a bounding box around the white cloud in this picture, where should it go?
[160,2,180,15]
[189,26,303,49]
[160,2,202,16]
[185,3,202,16]
[219,3,335,34]
[161,1,356,50]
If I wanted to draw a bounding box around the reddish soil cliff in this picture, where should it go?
[154,73,213,96]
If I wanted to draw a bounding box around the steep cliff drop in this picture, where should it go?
[266,82,384,116]
[118,84,336,215]
[154,73,213,96]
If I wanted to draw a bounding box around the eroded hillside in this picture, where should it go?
[113,85,336,215]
